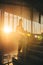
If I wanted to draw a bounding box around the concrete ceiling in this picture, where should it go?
[0,0,43,14]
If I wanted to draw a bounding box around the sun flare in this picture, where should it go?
[3,26,12,33]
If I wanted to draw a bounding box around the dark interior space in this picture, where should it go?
[0,0,43,65]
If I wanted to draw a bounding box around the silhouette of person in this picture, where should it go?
[16,19,27,61]
[16,19,24,33]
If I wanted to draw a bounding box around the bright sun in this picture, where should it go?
[4,26,12,33]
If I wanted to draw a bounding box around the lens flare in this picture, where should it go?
[38,35,42,40]
[27,33,31,37]
[3,26,12,33]
[35,35,38,38]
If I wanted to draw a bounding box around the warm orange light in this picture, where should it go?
[27,33,31,37]
[35,35,38,38]
[3,26,12,33]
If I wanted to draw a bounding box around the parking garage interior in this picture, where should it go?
[0,0,43,65]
